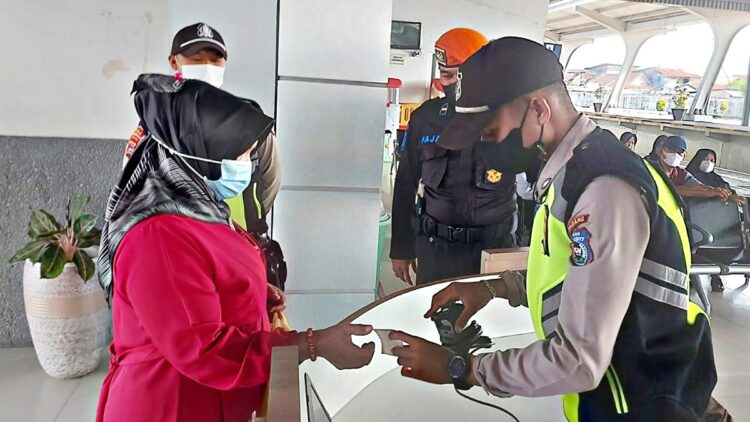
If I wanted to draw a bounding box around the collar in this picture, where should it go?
[534,114,597,198]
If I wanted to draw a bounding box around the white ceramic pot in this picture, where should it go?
[23,260,110,379]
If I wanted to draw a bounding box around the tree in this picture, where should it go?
[729,78,747,93]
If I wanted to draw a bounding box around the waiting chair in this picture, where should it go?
[686,197,750,315]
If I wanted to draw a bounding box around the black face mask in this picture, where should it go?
[478,104,542,175]
[443,83,457,109]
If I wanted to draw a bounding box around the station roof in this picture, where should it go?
[545,0,749,41]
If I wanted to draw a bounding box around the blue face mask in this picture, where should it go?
[151,136,255,201]
[203,160,254,201]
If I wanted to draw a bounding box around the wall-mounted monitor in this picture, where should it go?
[391,20,421,50]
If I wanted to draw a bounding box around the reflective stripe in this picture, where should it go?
[542,314,559,336]
[634,277,689,310]
[541,284,563,336]
[542,291,562,316]
[611,366,629,413]
[640,258,688,291]
[180,38,227,52]
[252,183,263,219]
[605,368,623,414]
[605,365,629,414]
[455,105,490,113]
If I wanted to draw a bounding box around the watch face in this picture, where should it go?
[448,355,466,379]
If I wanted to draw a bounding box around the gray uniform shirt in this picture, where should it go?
[472,115,652,397]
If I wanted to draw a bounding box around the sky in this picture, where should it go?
[567,22,750,84]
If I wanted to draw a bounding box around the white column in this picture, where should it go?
[683,7,750,114]
[560,38,593,71]
[604,30,664,110]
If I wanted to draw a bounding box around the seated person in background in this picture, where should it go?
[686,148,746,205]
[648,135,734,202]
[686,148,747,293]
[646,134,667,161]
[619,131,638,151]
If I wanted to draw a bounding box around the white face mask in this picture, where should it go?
[699,160,715,173]
[180,64,225,88]
[663,152,684,168]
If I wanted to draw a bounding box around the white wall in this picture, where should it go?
[0,0,278,140]
[0,0,170,139]
[390,0,549,103]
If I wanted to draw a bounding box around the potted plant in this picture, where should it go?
[593,87,604,112]
[9,196,109,379]
[671,86,689,121]
[656,97,668,112]
[719,100,729,116]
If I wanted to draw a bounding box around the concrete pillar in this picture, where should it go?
[684,7,750,114]
[604,30,664,111]
[560,38,593,71]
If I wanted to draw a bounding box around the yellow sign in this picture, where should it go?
[487,169,503,184]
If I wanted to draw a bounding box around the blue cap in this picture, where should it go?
[664,135,687,153]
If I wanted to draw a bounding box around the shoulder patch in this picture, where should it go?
[124,125,147,161]
[570,227,594,267]
[567,213,589,234]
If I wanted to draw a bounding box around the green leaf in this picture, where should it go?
[73,250,96,281]
[30,244,52,262]
[78,237,100,249]
[9,240,52,264]
[28,210,63,239]
[39,245,67,279]
[67,196,90,227]
[73,214,97,237]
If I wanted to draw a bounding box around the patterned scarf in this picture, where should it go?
[97,74,273,303]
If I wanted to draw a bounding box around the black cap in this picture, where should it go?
[439,37,564,150]
[171,23,227,59]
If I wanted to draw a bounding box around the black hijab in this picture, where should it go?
[97,74,274,302]
[619,131,637,146]
[686,148,729,189]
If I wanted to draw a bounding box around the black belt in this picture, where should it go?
[418,214,511,244]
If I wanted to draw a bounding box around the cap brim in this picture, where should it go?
[438,110,495,150]
[177,42,227,59]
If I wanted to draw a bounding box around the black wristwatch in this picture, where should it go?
[448,354,472,391]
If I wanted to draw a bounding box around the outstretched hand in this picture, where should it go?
[317,324,375,370]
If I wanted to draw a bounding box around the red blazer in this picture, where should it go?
[97,214,296,422]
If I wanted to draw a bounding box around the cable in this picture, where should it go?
[454,386,520,422]
[450,345,520,421]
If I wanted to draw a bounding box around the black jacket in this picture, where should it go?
[390,97,517,259]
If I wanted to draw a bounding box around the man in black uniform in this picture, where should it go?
[390,28,519,285]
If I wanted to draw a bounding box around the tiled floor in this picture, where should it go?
[0,164,747,421]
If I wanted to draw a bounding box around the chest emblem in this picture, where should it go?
[486,169,503,184]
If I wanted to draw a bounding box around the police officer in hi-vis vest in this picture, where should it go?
[390,28,520,286]
[390,37,719,422]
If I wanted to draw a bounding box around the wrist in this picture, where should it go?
[448,353,473,390]
[298,328,322,363]
[490,278,508,299]
[465,355,480,386]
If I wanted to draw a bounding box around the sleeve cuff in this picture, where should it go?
[502,271,528,308]
[472,353,514,398]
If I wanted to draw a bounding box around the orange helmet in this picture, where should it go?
[434,28,488,68]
